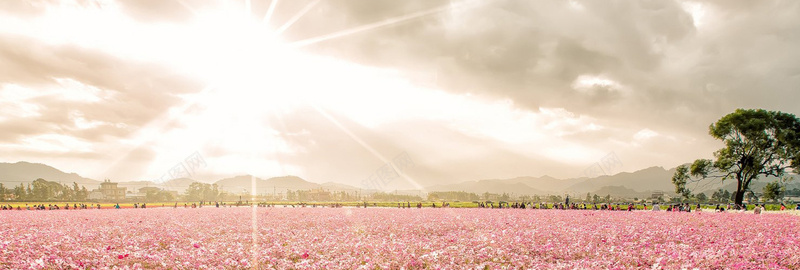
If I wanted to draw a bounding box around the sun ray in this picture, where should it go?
[290,0,478,48]
[268,108,291,175]
[274,0,321,35]
[175,0,200,16]
[262,0,279,25]
[312,105,425,191]
[98,84,217,181]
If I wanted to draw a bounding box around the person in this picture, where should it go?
[780,203,786,211]
[754,204,762,214]
[114,203,120,209]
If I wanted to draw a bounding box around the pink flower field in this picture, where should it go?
[2,208,799,269]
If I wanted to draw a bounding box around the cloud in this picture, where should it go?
[0,33,202,142]
[1,0,798,186]
[0,0,54,18]
[280,0,800,134]
[115,0,197,23]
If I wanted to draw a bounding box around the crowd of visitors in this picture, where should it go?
[1,201,797,214]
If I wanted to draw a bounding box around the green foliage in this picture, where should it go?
[547,195,563,203]
[695,192,708,203]
[1,179,89,201]
[672,109,800,205]
[711,189,732,204]
[146,190,175,202]
[371,192,422,202]
[185,182,221,201]
[427,191,479,201]
[762,181,785,202]
[672,165,692,199]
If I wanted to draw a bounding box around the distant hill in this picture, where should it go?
[427,166,800,198]
[213,175,331,194]
[590,186,649,198]
[115,178,199,194]
[428,180,547,196]
[0,161,358,195]
[494,175,583,194]
[0,161,99,187]
[2,160,797,198]
[564,166,678,194]
[320,182,361,191]
[429,167,676,197]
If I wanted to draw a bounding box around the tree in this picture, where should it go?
[695,192,708,203]
[672,109,800,205]
[15,183,27,201]
[78,186,89,201]
[763,181,785,202]
[146,190,175,202]
[185,182,220,201]
[711,189,731,204]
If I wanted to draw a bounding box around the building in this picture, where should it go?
[90,179,127,201]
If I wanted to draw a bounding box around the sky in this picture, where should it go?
[1,0,799,190]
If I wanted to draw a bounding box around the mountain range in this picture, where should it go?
[1,161,797,198]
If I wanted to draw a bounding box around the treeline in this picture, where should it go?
[370,192,422,202]
[0,178,89,201]
[184,182,221,201]
[286,190,361,201]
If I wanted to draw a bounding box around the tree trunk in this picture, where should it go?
[734,189,745,206]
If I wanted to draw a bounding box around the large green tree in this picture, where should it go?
[185,182,220,201]
[762,181,785,202]
[672,109,800,205]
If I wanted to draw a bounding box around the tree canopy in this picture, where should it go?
[672,109,800,205]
